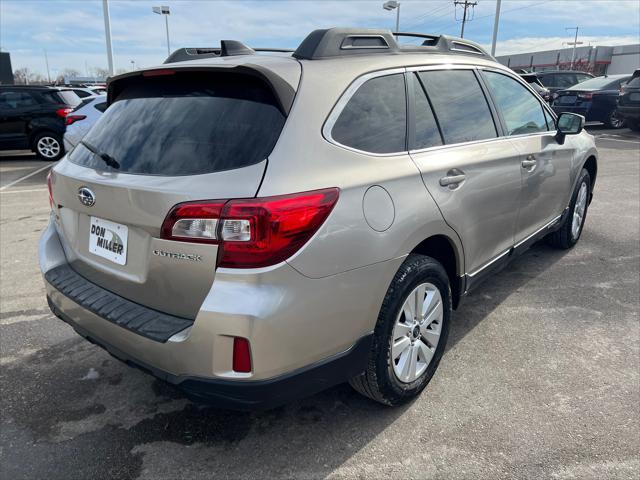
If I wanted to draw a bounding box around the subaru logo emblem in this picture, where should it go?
[78,187,96,207]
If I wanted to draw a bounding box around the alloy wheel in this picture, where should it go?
[37,136,61,159]
[571,181,588,240]
[391,282,443,383]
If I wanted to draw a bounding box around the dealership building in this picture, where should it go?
[496,43,639,75]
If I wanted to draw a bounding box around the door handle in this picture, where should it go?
[439,174,466,187]
[521,155,537,169]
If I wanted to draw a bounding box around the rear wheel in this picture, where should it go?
[547,168,591,249]
[606,110,625,129]
[33,132,64,161]
[349,254,451,406]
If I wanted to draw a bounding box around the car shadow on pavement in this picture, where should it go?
[447,240,571,352]
[1,241,571,480]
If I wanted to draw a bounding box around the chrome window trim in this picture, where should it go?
[409,134,513,155]
[322,67,408,157]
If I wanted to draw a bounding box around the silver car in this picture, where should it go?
[63,95,107,152]
[40,28,598,410]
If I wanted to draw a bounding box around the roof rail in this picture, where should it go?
[292,28,494,60]
[164,43,295,64]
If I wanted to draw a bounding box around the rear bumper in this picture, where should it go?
[47,295,372,410]
[40,217,400,409]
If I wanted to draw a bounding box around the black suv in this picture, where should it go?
[0,86,81,160]
[537,70,594,94]
[616,69,640,132]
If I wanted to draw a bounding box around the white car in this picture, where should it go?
[63,95,107,152]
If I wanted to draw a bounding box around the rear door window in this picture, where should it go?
[331,73,406,154]
[68,72,286,176]
[483,71,548,135]
[412,74,443,150]
[418,70,497,144]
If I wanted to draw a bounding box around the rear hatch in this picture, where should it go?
[49,66,297,318]
[619,73,640,106]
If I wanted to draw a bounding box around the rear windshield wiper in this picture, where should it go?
[80,140,120,169]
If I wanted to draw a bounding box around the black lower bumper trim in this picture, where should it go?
[47,295,373,411]
[45,264,193,343]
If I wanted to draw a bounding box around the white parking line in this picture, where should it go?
[0,188,49,195]
[0,164,53,192]
[595,136,640,145]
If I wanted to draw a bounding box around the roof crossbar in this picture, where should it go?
[165,44,295,64]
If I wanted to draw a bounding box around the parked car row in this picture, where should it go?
[0,85,107,160]
[517,69,638,130]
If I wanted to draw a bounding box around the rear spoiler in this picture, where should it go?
[106,63,296,115]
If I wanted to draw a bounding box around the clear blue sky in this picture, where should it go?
[1,0,638,75]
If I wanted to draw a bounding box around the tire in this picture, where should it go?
[349,254,451,406]
[605,110,625,129]
[547,168,591,249]
[33,132,64,161]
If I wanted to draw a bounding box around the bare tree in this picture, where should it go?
[93,67,110,79]
[13,67,30,85]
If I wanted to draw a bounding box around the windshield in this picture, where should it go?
[68,72,286,176]
[569,76,629,90]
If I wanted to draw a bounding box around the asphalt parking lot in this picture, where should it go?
[1,127,638,480]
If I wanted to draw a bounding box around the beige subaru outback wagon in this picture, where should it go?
[41,28,597,409]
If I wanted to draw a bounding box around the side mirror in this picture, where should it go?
[555,112,584,144]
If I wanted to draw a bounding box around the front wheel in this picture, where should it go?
[349,254,451,406]
[547,168,591,249]
[33,132,64,161]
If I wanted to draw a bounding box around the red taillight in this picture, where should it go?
[46,171,54,209]
[232,337,252,373]
[55,108,73,118]
[160,188,340,268]
[65,114,86,126]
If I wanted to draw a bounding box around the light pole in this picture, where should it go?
[565,27,581,69]
[383,1,400,37]
[153,6,171,56]
[490,0,502,57]
[130,60,136,71]
[102,0,114,76]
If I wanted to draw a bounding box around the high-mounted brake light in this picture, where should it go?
[65,114,87,126]
[142,69,176,77]
[160,188,340,268]
[55,108,73,118]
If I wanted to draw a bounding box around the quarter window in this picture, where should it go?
[412,74,443,150]
[331,74,407,154]
[418,70,497,144]
[483,71,548,136]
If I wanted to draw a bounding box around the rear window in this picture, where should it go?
[628,76,640,88]
[41,90,82,107]
[68,73,286,176]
